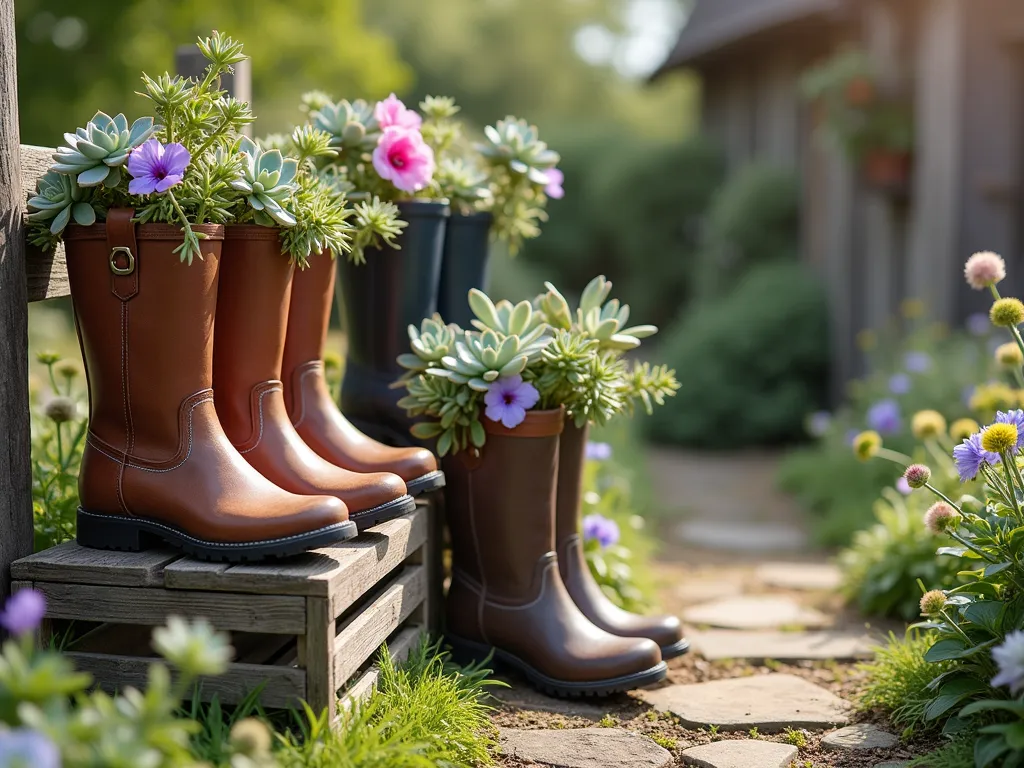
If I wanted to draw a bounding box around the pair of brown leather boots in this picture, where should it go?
[443,410,688,698]
[67,212,443,562]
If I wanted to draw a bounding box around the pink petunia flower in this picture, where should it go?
[483,374,540,429]
[374,94,422,131]
[372,127,435,193]
[544,167,564,199]
[127,138,190,195]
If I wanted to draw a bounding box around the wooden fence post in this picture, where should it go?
[0,0,36,601]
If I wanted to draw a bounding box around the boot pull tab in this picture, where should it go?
[106,207,139,302]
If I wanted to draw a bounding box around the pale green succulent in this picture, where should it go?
[27,170,95,236]
[573,276,658,352]
[52,111,157,188]
[477,116,559,185]
[310,98,379,151]
[437,328,546,392]
[468,289,548,344]
[398,315,461,374]
[231,136,299,227]
[435,158,491,210]
[620,361,680,416]
[399,375,485,457]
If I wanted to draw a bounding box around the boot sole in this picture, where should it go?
[660,638,691,660]
[405,470,445,496]
[76,508,358,563]
[349,494,417,532]
[445,633,667,698]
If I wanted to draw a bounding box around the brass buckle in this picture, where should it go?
[109,246,135,276]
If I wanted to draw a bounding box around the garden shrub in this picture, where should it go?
[649,261,830,448]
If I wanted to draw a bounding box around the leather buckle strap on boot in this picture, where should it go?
[106,208,139,301]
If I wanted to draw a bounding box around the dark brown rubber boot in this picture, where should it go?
[557,420,689,658]
[69,210,354,562]
[444,408,666,697]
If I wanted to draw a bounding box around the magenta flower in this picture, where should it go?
[0,588,46,636]
[483,374,540,429]
[544,168,564,199]
[372,127,435,193]
[374,94,422,131]
[127,138,190,195]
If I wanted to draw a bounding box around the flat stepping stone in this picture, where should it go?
[690,629,877,661]
[822,724,898,751]
[683,596,829,630]
[674,521,807,554]
[499,727,672,768]
[675,579,744,606]
[491,682,608,718]
[640,674,850,732]
[754,562,842,592]
[681,740,798,767]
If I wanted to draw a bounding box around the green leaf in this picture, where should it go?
[925,694,966,721]
[962,700,1024,718]
[71,202,95,227]
[985,562,1014,577]
[410,422,443,439]
[937,546,968,557]
[925,638,967,662]
[976,734,1011,768]
[436,429,453,457]
[76,164,110,187]
[1006,723,1024,750]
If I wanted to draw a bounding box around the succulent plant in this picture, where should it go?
[350,197,406,263]
[398,316,461,375]
[620,361,680,416]
[399,375,485,457]
[476,116,559,185]
[468,289,548,344]
[310,99,379,151]
[27,170,96,236]
[434,158,491,211]
[542,276,658,352]
[230,136,299,227]
[52,111,158,188]
[437,328,547,392]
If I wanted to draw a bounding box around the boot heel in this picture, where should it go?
[444,633,497,668]
[76,510,161,552]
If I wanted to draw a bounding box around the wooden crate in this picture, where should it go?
[10,502,436,720]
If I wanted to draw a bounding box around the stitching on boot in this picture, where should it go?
[238,384,281,454]
[291,361,322,428]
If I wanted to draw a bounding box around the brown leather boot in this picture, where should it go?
[557,420,689,658]
[281,251,444,497]
[444,408,666,697]
[213,226,415,531]
[69,211,355,562]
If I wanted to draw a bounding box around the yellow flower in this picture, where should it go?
[997,342,1024,368]
[912,410,947,440]
[856,329,877,351]
[853,431,882,462]
[970,383,1018,414]
[950,418,980,442]
[982,423,1018,454]
[991,298,1024,328]
[901,298,926,319]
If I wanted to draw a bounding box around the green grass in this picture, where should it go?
[908,737,974,768]
[857,631,952,734]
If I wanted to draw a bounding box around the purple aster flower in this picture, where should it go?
[896,476,912,495]
[544,168,564,199]
[127,138,190,195]
[888,373,911,395]
[807,411,832,437]
[0,729,60,768]
[967,312,992,336]
[483,374,540,429]
[904,351,933,373]
[582,513,620,549]
[867,399,902,435]
[996,410,1024,451]
[585,442,612,461]
[0,589,46,636]
[953,432,1000,482]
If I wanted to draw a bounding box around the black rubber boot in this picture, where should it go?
[436,211,494,329]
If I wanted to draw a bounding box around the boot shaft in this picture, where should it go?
[282,250,334,413]
[555,419,588,545]
[65,213,224,464]
[437,211,493,328]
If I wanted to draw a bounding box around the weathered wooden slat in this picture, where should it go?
[162,509,426,613]
[304,596,335,721]
[67,652,306,708]
[12,541,181,587]
[332,565,427,688]
[19,144,69,302]
[340,624,424,712]
[36,583,307,635]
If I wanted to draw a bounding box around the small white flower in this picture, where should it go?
[152,615,233,677]
[992,630,1024,694]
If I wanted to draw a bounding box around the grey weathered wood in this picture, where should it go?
[0,0,34,604]
[12,542,181,587]
[35,583,307,634]
[340,624,424,711]
[18,145,70,302]
[162,509,426,612]
[67,652,306,708]
[304,596,335,721]
[332,565,427,688]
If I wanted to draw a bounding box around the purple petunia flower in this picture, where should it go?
[483,375,540,429]
[544,168,564,199]
[896,476,913,495]
[582,513,620,549]
[867,399,902,435]
[888,374,912,396]
[996,410,1024,451]
[953,432,1000,482]
[0,730,60,768]
[0,589,46,636]
[127,138,190,195]
[905,351,933,373]
[585,442,612,461]
[967,312,992,337]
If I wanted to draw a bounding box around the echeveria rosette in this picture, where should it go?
[26,170,96,245]
[468,288,548,341]
[434,157,491,213]
[436,328,544,392]
[310,98,380,152]
[51,111,158,189]
[476,116,559,186]
[230,136,299,227]
[397,315,461,378]
[537,276,657,353]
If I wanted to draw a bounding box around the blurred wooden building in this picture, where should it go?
[653,0,1024,393]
